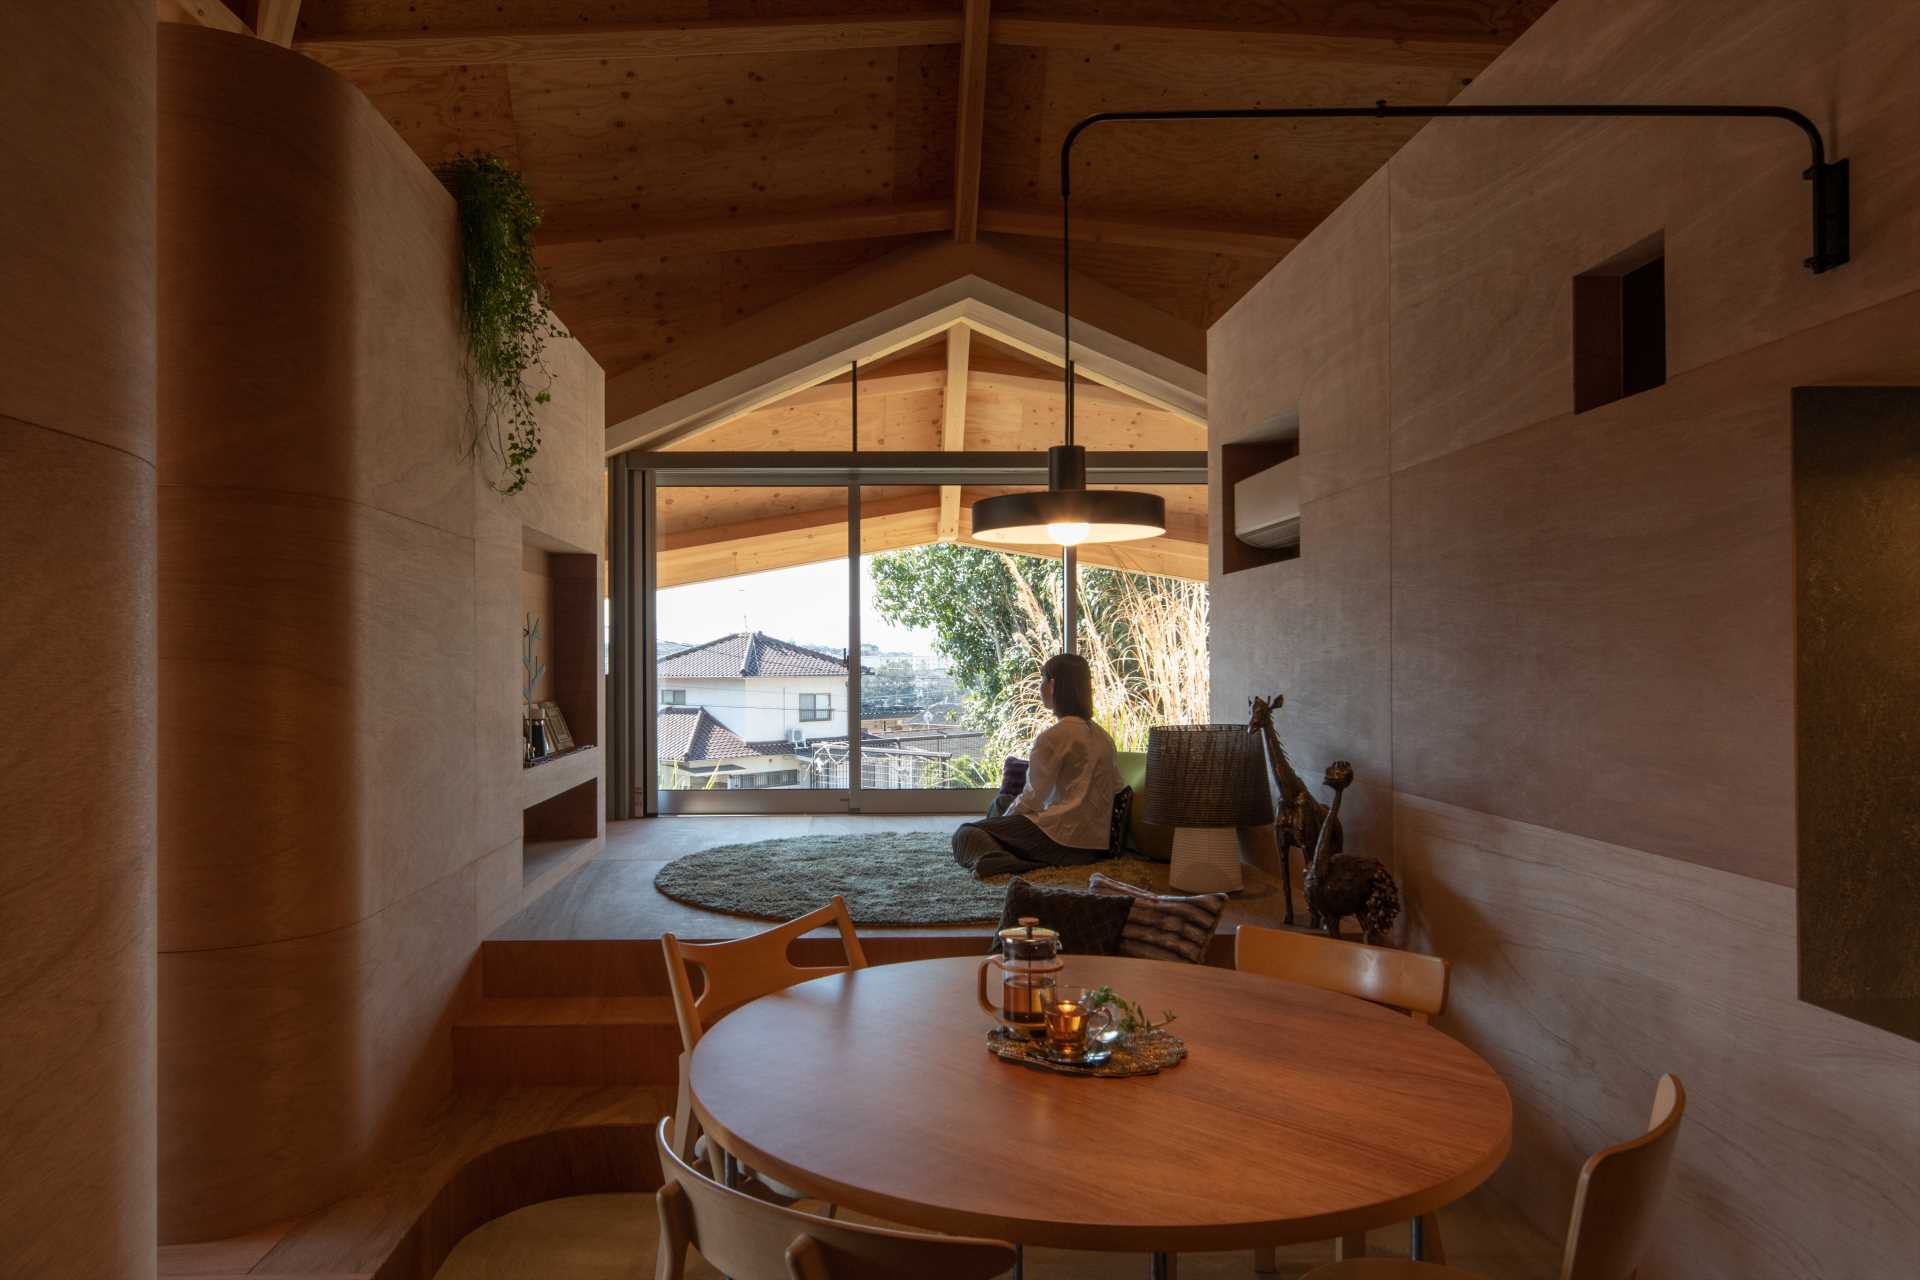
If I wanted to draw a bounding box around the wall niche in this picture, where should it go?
[1793,386,1920,1042]
[521,528,599,763]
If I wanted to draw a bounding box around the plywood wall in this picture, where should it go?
[1207,0,1920,1274]
[0,5,157,1273]
[156,25,605,1241]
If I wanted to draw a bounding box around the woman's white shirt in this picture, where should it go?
[1006,715,1120,850]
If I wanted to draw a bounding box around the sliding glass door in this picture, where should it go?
[650,484,857,813]
[616,454,1207,817]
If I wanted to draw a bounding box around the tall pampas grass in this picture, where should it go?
[989,568,1210,759]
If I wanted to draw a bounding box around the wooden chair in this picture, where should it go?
[1300,1075,1687,1280]
[1235,925,1452,1271]
[661,896,868,1183]
[654,1117,1016,1280]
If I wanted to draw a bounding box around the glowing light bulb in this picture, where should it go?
[1047,521,1090,546]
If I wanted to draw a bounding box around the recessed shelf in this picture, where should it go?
[1221,436,1301,574]
[522,744,600,810]
[523,775,599,887]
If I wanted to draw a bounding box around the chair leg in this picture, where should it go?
[1412,1212,1446,1264]
[1012,1244,1023,1280]
[1253,1244,1279,1273]
[1149,1252,1177,1279]
[1334,1232,1367,1261]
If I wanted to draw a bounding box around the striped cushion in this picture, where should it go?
[1088,872,1226,965]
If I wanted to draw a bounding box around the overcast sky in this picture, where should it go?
[656,555,937,658]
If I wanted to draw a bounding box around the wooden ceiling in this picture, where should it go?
[169,0,1558,583]
[273,0,1556,389]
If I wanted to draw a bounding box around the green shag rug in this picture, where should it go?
[652,832,1182,925]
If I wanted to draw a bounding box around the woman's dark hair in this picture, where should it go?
[1042,653,1094,719]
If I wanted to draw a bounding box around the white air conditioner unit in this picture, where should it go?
[787,727,808,746]
[1233,456,1301,549]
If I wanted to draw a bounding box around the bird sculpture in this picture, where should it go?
[1303,762,1400,945]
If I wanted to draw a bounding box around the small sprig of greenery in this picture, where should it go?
[1086,986,1178,1037]
[437,153,567,495]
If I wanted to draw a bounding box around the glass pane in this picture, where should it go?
[1069,483,1211,752]
[864,485,1060,789]
[893,483,1210,760]
[653,485,850,793]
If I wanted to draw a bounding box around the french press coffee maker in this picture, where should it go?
[978,917,1064,1036]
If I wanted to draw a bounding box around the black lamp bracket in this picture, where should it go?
[1054,103,1850,434]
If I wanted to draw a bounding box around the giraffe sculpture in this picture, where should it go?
[1247,693,1342,926]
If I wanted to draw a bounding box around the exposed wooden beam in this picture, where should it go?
[952,0,992,243]
[158,0,249,35]
[604,240,1207,453]
[537,201,952,256]
[937,327,972,541]
[658,494,941,588]
[252,0,301,47]
[991,15,1502,72]
[295,13,964,73]
[980,203,1302,260]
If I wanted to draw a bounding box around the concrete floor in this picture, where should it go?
[493,813,1301,942]
[436,1192,1562,1279]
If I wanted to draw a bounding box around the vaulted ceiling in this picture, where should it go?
[285,1,1559,413]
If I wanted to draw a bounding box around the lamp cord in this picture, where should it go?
[1053,100,1845,431]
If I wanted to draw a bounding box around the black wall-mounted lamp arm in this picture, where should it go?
[1053,103,1850,425]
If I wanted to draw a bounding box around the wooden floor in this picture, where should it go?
[492,813,1301,943]
[436,1192,1564,1279]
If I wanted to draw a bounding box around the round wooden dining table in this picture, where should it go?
[688,954,1510,1267]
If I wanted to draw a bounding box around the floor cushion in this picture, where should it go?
[1089,872,1226,964]
[996,877,1134,956]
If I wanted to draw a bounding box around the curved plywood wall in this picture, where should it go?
[0,2,157,1276]
[157,25,604,1241]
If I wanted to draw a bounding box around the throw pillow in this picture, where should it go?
[999,755,1029,799]
[1108,785,1134,857]
[1088,873,1226,965]
[996,878,1133,956]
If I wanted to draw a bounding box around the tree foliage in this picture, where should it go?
[869,544,1209,760]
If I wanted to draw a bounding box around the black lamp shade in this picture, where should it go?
[970,445,1166,546]
[1142,724,1275,828]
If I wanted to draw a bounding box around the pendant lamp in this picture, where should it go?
[969,439,1166,547]
[968,179,1166,547]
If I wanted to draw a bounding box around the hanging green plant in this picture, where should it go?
[437,153,567,495]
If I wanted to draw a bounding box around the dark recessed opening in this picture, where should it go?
[1574,243,1666,413]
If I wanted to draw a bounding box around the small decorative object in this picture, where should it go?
[1248,693,1344,926]
[977,918,1064,1037]
[437,153,568,495]
[1040,987,1116,1062]
[1083,984,1178,1038]
[987,1025,1187,1078]
[1143,724,1275,894]
[539,700,575,754]
[1303,762,1401,944]
[525,707,550,761]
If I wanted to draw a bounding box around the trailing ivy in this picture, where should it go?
[438,153,566,495]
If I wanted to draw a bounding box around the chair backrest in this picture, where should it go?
[1560,1074,1687,1280]
[1234,924,1449,1021]
[654,1118,1016,1280]
[661,895,869,1054]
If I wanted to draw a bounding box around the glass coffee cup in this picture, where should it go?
[1040,987,1116,1059]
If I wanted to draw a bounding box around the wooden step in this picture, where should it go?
[453,997,682,1087]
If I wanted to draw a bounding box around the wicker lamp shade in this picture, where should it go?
[1142,724,1275,829]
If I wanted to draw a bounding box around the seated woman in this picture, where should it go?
[953,653,1121,879]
